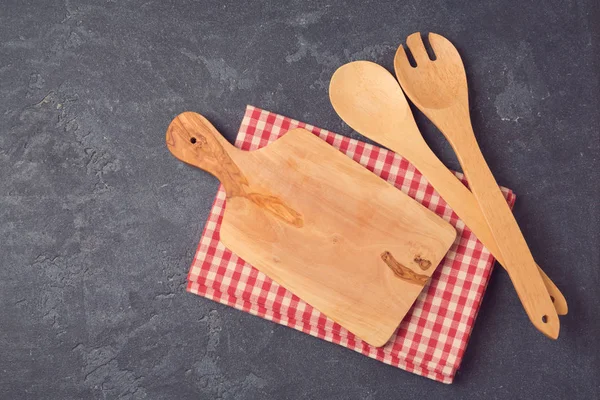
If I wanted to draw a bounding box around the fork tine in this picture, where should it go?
[428,33,463,64]
[406,33,430,66]
[394,44,411,69]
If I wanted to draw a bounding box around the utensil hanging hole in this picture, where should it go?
[190,137,197,144]
[550,296,555,303]
[541,315,548,323]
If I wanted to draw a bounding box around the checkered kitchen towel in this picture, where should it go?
[186,105,515,383]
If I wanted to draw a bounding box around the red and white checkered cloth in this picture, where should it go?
[186,105,515,383]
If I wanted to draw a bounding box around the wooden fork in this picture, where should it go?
[394,32,560,339]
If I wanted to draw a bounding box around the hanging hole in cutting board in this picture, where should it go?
[190,137,197,144]
[542,315,548,323]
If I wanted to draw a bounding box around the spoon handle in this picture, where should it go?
[436,117,559,339]
[393,137,567,315]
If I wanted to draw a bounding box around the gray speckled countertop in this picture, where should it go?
[1,1,598,399]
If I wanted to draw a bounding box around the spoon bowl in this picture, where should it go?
[329,61,427,157]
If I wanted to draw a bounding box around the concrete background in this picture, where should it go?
[1,0,598,399]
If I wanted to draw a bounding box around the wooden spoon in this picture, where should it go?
[329,61,565,336]
[393,33,560,339]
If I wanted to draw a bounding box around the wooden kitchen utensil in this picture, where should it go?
[166,112,456,347]
[393,32,559,338]
[329,61,567,317]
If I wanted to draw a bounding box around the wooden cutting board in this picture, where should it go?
[166,112,456,347]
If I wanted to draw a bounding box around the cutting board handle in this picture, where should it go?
[166,112,247,197]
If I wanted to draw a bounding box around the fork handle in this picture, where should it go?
[445,122,560,339]
[395,138,567,315]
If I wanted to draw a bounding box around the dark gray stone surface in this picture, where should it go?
[1,0,598,399]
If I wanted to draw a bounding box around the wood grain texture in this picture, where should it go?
[394,32,560,339]
[166,112,457,347]
[380,251,429,285]
[329,61,567,317]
